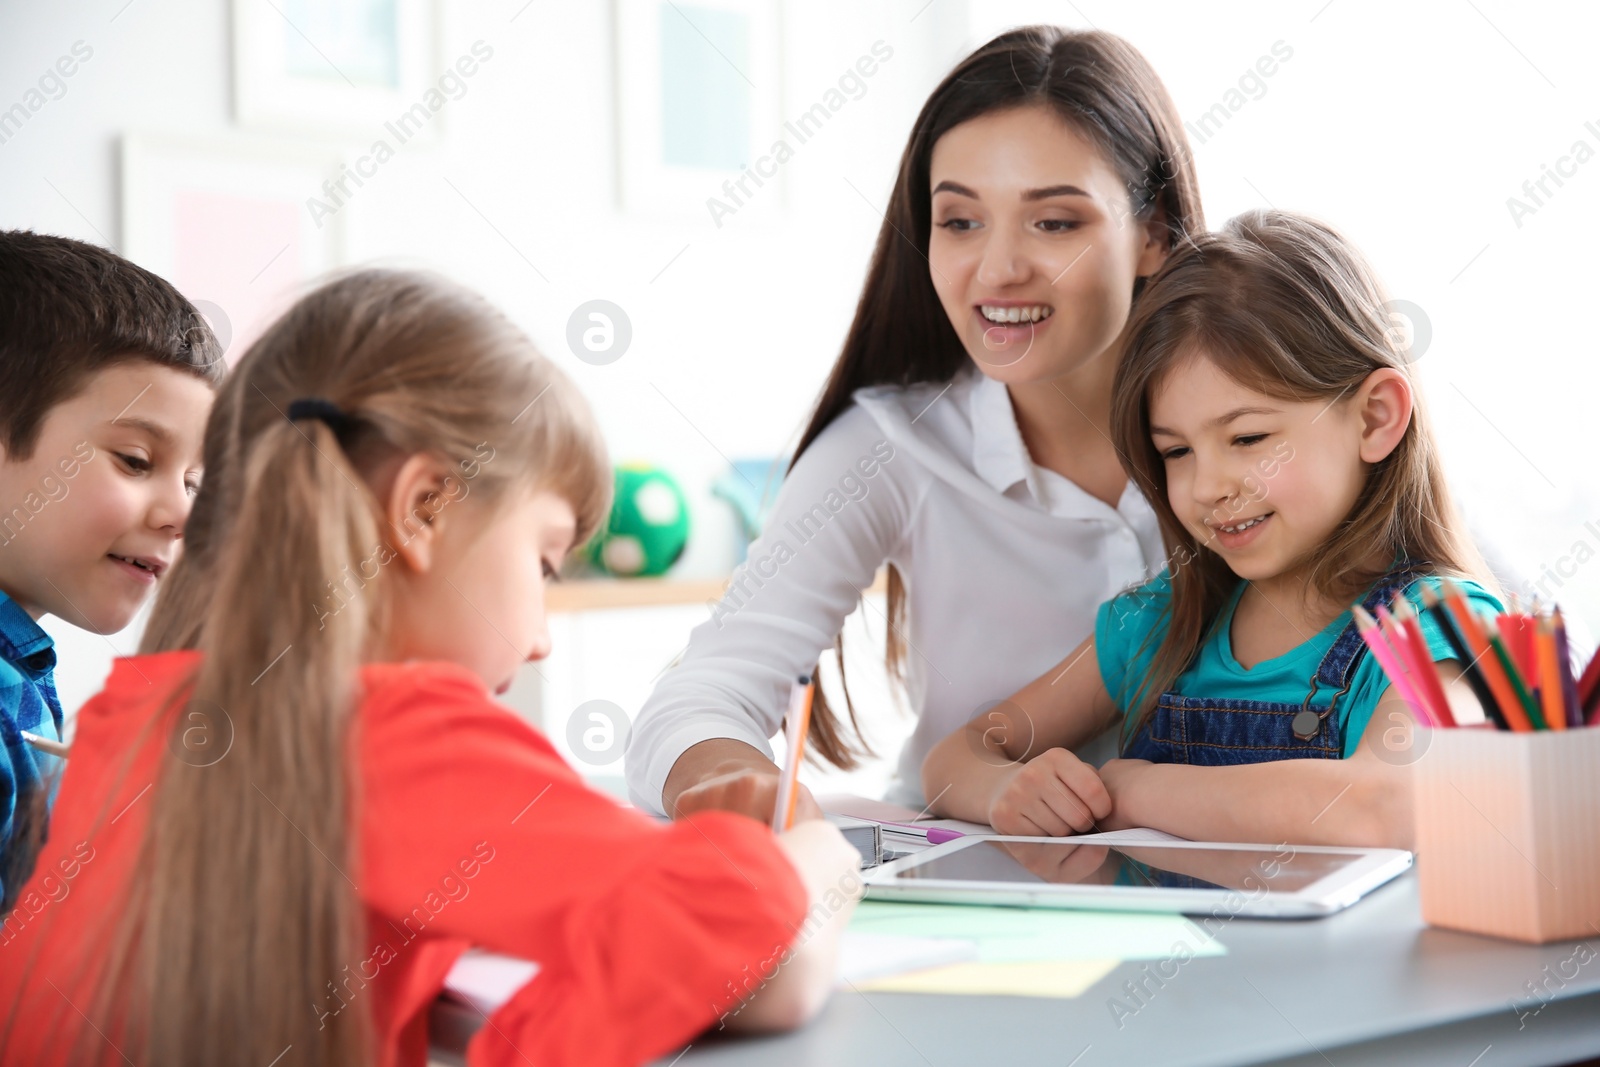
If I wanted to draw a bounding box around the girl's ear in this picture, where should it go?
[384,452,455,573]
[1355,368,1414,464]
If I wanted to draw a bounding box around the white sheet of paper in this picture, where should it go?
[837,931,980,985]
[441,951,541,1015]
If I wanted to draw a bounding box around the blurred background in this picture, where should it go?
[2,0,1596,799]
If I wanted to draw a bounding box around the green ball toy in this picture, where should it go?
[586,464,690,577]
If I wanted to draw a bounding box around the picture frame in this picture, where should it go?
[231,0,440,138]
[120,132,345,363]
[613,0,785,220]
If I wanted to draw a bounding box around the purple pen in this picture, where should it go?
[925,827,965,845]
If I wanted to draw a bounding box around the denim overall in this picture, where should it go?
[1123,561,1428,766]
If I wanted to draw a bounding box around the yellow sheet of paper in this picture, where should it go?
[855,958,1120,998]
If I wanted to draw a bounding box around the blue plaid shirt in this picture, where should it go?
[0,589,63,907]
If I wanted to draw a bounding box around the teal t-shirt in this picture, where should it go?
[1094,571,1503,757]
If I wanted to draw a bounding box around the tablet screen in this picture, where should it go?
[895,841,1354,892]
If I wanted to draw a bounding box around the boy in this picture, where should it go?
[0,230,222,910]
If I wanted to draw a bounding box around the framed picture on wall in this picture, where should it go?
[613,0,785,221]
[121,133,345,364]
[231,0,439,137]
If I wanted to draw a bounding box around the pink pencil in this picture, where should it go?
[1383,601,1455,726]
[1355,605,1438,727]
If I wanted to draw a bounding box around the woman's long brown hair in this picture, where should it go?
[788,26,1205,767]
[1108,209,1491,742]
[49,270,608,1066]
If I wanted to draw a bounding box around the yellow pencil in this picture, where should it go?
[772,675,815,832]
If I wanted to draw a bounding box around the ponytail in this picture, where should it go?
[90,418,379,1065]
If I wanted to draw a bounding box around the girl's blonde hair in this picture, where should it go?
[64,269,607,1066]
[1109,209,1488,741]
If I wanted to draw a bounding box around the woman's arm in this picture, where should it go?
[922,632,1120,832]
[626,405,915,819]
[1097,664,1484,848]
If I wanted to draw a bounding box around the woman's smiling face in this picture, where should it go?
[927,104,1170,384]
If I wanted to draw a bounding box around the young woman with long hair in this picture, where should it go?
[626,26,1205,818]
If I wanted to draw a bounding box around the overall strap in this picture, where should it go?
[1311,559,1434,698]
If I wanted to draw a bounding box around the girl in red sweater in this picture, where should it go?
[0,270,859,1067]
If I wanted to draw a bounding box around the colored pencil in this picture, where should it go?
[1498,610,1537,688]
[21,731,69,759]
[1552,608,1583,729]
[1535,615,1567,731]
[1355,606,1436,727]
[1440,582,1534,731]
[772,675,815,832]
[1486,629,1547,730]
[1372,590,1600,732]
[1577,629,1600,711]
[1377,602,1447,726]
[1391,596,1457,727]
[1420,584,1508,730]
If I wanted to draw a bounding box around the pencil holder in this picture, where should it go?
[1414,726,1600,944]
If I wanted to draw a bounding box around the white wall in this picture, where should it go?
[4,1,1597,796]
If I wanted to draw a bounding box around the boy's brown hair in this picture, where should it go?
[0,230,225,459]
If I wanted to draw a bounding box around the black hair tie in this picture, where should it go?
[287,397,359,438]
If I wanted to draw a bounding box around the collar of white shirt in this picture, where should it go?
[965,366,1147,524]
[969,367,1040,502]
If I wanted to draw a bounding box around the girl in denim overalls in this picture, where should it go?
[925,210,1502,849]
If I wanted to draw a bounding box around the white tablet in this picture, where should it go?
[862,835,1413,918]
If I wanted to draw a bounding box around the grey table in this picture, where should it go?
[432,872,1600,1067]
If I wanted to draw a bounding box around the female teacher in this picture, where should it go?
[625,26,1205,818]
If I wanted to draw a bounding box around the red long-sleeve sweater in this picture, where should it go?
[0,651,806,1067]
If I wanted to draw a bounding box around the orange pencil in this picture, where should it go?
[1441,582,1533,732]
[1536,615,1567,731]
[784,684,812,831]
[771,675,812,831]
[1390,596,1456,727]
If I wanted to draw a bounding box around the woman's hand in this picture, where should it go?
[673,765,823,824]
[665,738,824,824]
[986,748,1112,836]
